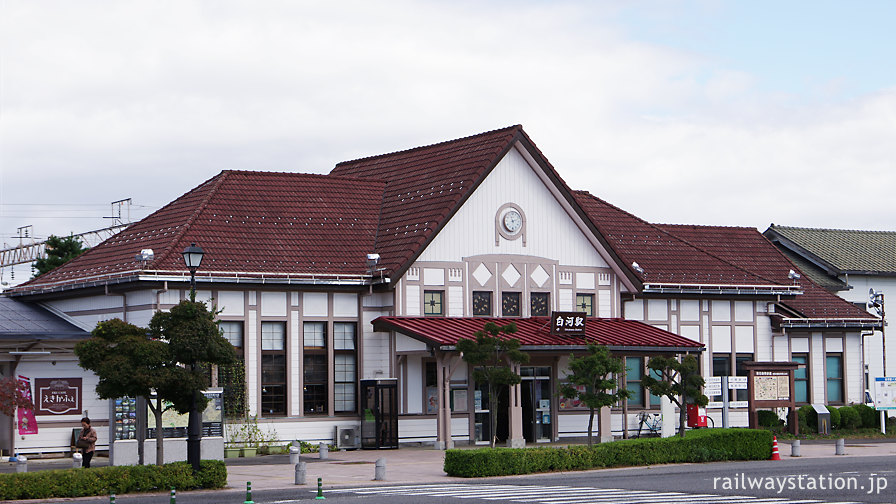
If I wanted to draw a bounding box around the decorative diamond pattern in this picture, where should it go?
[502,264,521,287]
[530,265,549,288]
[473,263,492,287]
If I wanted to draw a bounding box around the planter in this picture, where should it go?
[224,447,241,458]
[240,447,257,457]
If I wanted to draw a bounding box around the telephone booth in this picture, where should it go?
[360,379,398,449]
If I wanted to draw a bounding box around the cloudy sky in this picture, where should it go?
[2,0,894,271]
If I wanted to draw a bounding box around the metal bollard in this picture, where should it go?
[244,481,254,504]
[169,487,176,504]
[110,493,116,504]
[316,477,325,500]
[790,439,801,457]
[15,455,27,473]
[295,461,307,485]
[72,452,83,468]
[374,458,386,481]
[289,445,301,465]
[318,442,328,460]
[835,438,845,455]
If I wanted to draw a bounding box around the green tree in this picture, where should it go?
[75,318,192,465]
[559,344,629,446]
[641,354,708,437]
[33,235,88,277]
[149,299,237,470]
[456,322,530,448]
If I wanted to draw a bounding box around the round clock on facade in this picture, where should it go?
[503,209,522,234]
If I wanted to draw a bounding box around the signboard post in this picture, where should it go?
[873,376,896,434]
[742,361,800,435]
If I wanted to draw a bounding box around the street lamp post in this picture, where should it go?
[182,243,204,473]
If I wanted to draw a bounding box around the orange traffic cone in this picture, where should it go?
[770,436,781,460]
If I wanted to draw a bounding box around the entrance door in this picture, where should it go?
[521,366,552,443]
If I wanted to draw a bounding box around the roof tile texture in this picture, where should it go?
[767,225,896,274]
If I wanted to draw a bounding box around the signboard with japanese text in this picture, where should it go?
[551,311,587,335]
[35,378,82,415]
[874,377,896,410]
[752,372,790,401]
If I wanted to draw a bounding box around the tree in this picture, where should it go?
[33,235,88,277]
[641,354,708,437]
[149,299,236,471]
[456,322,530,448]
[0,376,33,417]
[559,344,629,446]
[75,318,191,465]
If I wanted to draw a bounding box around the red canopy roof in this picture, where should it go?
[372,316,704,352]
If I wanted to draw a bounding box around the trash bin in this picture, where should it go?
[812,404,831,435]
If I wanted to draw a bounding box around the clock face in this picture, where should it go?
[503,210,522,233]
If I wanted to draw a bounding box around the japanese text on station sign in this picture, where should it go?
[551,311,587,335]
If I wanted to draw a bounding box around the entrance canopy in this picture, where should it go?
[372,316,704,353]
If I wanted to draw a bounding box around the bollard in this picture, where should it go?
[110,493,116,504]
[374,458,386,481]
[791,439,801,457]
[835,438,845,455]
[72,452,83,468]
[290,445,301,465]
[316,477,325,500]
[318,442,329,460]
[169,487,176,504]
[244,481,254,504]
[295,461,307,485]
[15,455,27,473]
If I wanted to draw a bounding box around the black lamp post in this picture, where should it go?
[182,243,204,472]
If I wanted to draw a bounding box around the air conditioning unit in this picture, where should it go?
[336,427,358,450]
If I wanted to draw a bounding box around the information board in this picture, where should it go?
[874,377,896,411]
[753,373,790,401]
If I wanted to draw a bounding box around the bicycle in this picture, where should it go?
[635,411,662,437]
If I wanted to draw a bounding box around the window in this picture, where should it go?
[712,354,730,402]
[826,354,843,404]
[502,292,521,317]
[304,322,327,414]
[472,291,491,316]
[575,293,594,317]
[792,354,809,403]
[735,354,753,402]
[219,321,243,350]
[625,357,644,406]
[424,290,444,316]
[260,322,286,416]
[334,322,356,413]
[424,361,438,414]
[530,292,549,316]
[648,367,662,406]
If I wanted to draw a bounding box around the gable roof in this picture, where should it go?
[764,225,896,275]
[372,316,703,352]
[329,125,522,277]
[0,296,89,340]
[657,224,875,323]
[12,171,386,294]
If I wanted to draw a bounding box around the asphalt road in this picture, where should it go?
[17,454,893,504]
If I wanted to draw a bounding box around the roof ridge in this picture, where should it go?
[770,224,896,235]
[334,125,521,167]
[151,171,230,267]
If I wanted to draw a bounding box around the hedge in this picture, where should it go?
[0,460,227,500]
[444,428,773,477]
[838,406,861,430]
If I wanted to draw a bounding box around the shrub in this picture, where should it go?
[0,460,226,500]
[757,410,781,428]
[853,403,880,428]
[839,406,861,429]
[798,404,817,432]
[444,429,773,477]
[826,405,841,429]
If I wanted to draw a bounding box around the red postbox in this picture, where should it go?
[686,404,708,428]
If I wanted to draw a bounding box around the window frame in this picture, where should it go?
[423,290,444,316]
[260,321,287,416]
[303,321,328,415]
[333,322,357,414]
[792,353,809,404]
[575,293,594,317]
[826,353,844,404]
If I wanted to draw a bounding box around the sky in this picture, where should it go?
[1,0,895,283]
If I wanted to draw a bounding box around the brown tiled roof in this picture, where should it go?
[372,316,703,351]
[14,171,385,292]
[657,224,875,321]
[765,225,896,275]
[573,191,775,286]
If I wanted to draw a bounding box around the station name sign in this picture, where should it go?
[551,311,587,335]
